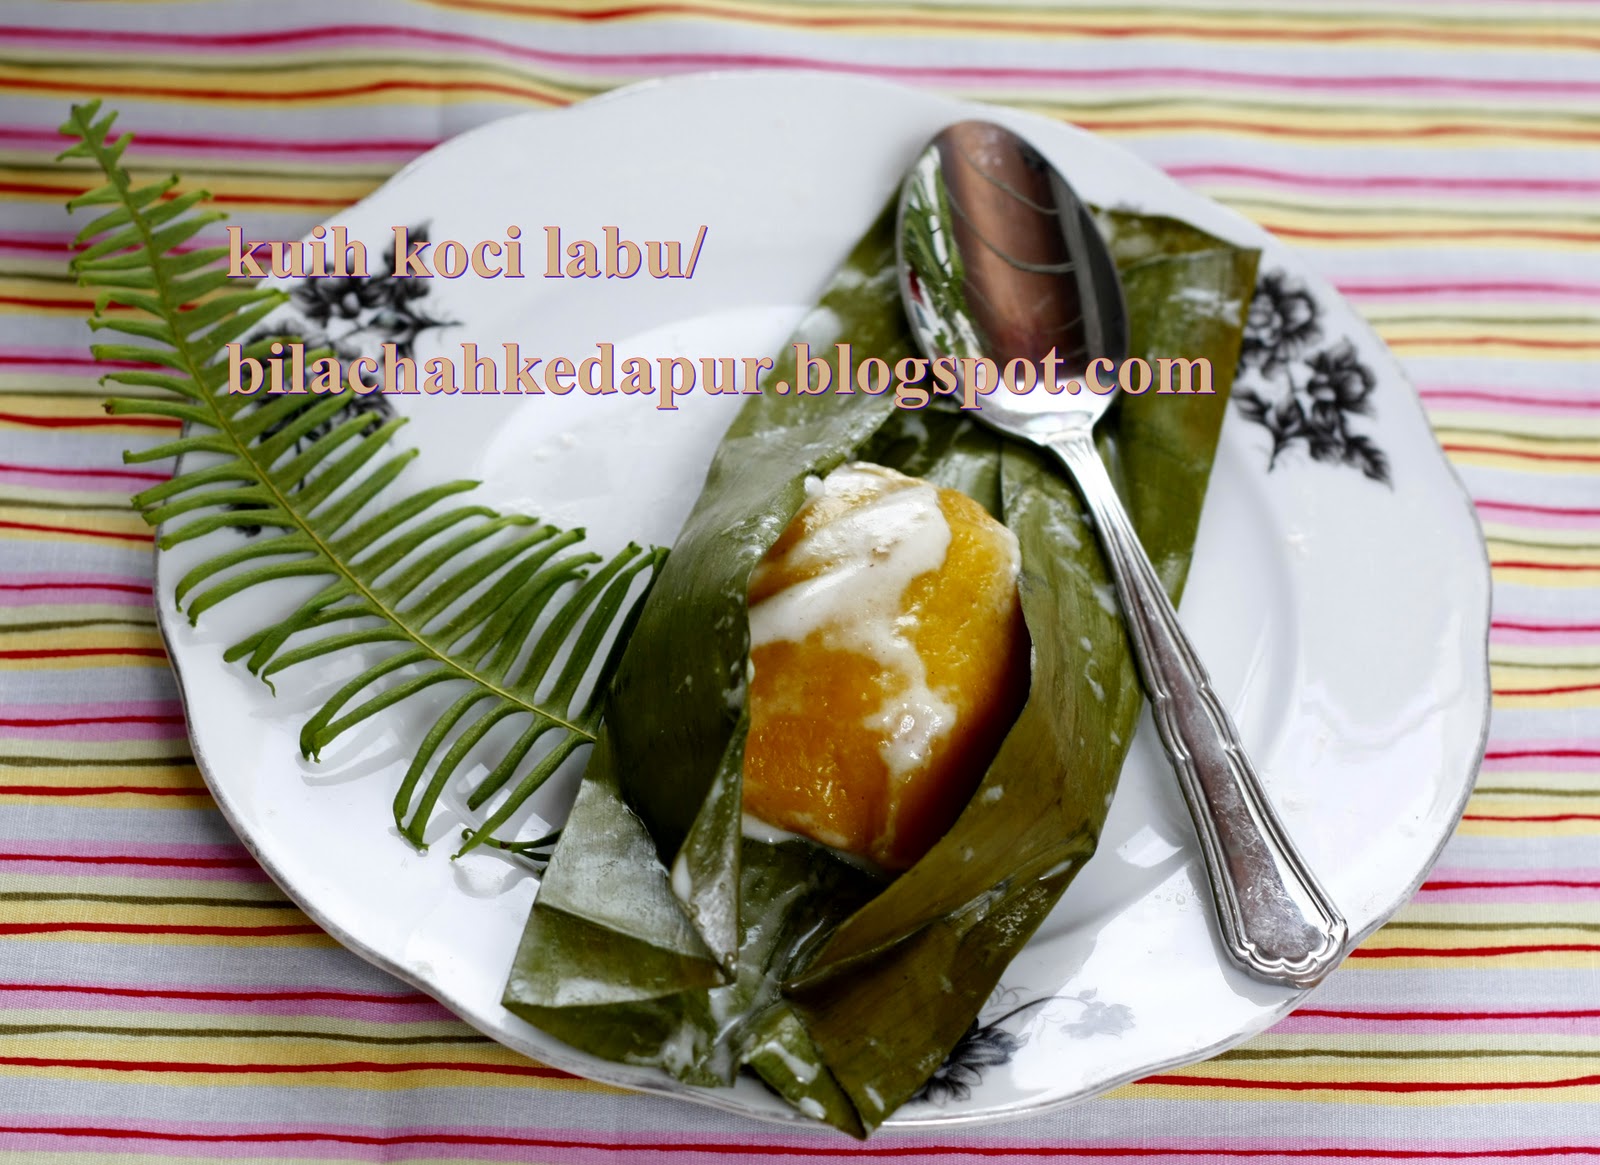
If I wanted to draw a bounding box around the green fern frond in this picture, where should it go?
[60,99,665,856]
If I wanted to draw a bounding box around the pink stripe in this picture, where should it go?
[0,575,154,608]
[1481,746,1600,772]
[1474,500,1600,530]
[0,857,259,881]
[0,701,182,720]
[0,840,246,860]
[1338,280,1600,301]
[0,232,213,262]
[0,721,187,743]
[0,349,166,374]
[1493,622,1600,646]
[1419,869,1600,902]
[1420,389,1600,415]
[0,702,189,743]
[0,988,451,1022]
[0,840,264,882]
[0,572,153,589]
[1478,758,1600,773]
[0,125,432,165]
[1410,885,1600,904]
[1493,631,1600,647]
[1274,1013,1600,1036]
[1429,867,1600,882]
[3,1122,1596,1162]
[0,466,163,495]
[1166,163,1600,196]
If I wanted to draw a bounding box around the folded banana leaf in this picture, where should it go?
[503,194,1259,1136]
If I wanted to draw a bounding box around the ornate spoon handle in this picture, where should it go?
[1053,428,1348,988]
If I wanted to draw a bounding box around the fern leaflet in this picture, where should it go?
[59,100,664,856]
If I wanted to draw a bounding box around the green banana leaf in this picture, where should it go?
[503,195,1259,1136]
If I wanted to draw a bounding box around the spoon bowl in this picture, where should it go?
[897,120,1128,439]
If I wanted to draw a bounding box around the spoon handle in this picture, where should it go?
[1052,429,1348,989]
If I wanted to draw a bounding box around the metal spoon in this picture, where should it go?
[896,120,1347,989]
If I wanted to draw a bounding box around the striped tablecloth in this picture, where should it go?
[2,1,1596,1161]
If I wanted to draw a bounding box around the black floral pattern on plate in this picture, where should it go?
[912,989,1135,1104]
[233,225,459,533]
[1233,270,1390,485]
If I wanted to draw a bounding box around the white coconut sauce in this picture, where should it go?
[747,464,958,787]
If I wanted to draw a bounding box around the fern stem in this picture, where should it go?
[61,102,667,854]
[63,103,596,743]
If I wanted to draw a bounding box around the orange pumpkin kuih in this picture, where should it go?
[741,462,1031,871]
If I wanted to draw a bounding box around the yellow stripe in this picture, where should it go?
[0,61,577,113]
[0,625,165,654]
[0,875,285,902]
[0,791,211,809]
[1394,902,1600,926]
[1457,817,1600,836]
[1482,522,1600,549]
[1473,773,1600,796]
[0,761,199,788]
[1360,925,1600,950]
[0,738,188,763]
[0,602,154,628]
[0,373,102,396]
[1486,540,1600,568]
[1117,1079,1600,1102]
[1047,104,1600,149]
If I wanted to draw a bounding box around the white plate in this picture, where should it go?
[161,72,1491,1129]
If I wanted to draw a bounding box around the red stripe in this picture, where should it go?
[0,234,208,258]
[0,1055,572,1079]
[0,714,185,727]
[0,356,162,370]
[1266,227,1600,246]
[1446,444,1600,465]
[1483,748,1600,760]
[0,923,321,937]
[1496,682,1600,697]
[0,411,178,432]
[0,235,72,254]
[0,75,567,117]
[1401,336,1600,351]
[0,125,436,157]
[0,294,98,311]
[1349,944,1600,957]
[1493,621,1600,633]
[3,1125,1597,1159]
[1462,813,1600,822]
[1297,1007,1600,1021]
[1167,163,1600,196]
[0,461,168,482]
[0,786,204,798]
[1140,1072,1600,1092]
[0,851,251,868]
[1492,561,1600,572]
[1477,500,1600,518]
[0,180,348,214]
[0,982,433,1005]
[1071,116,1600,146]
[1425,879,1600,890]
[0,582,152,596]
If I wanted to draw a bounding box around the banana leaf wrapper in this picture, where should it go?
[503,199,1259,1135]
